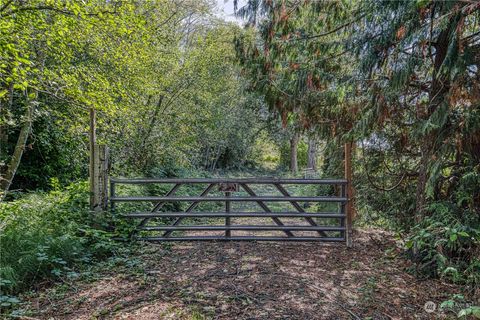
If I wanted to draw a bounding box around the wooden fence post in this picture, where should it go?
[90,144,109,212]
[345,142,355,248]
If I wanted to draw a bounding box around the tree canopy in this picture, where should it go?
[235,0,479,283]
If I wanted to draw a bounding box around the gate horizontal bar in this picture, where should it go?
[140,225,345,231]
[134,236,345,242]
[111,178,347,185]
[123,212,345,218]
[111,196,347,202]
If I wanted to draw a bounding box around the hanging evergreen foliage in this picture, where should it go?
[235,0,480,287]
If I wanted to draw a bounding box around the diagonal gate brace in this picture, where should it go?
[240,183,293,237]
[162,183,217,237]
[273,183,329,237]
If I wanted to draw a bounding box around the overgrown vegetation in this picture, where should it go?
[0,0,479,317]
[234,0,480,295]
[0,181,119,307]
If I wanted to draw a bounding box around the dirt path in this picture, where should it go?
[24,229,462,320]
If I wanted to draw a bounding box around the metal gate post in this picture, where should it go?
[344,142,353,248]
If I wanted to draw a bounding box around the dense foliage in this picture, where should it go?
[0,1,309,307]
[0,181,118,303]
[0,0,279,197]
[234,0,480,290]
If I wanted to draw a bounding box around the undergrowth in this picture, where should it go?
[0,181,124,313]
[405,201,480,289]
[355,164,480,306]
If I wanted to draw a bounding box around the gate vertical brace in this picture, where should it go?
[225,191,231,237]
[345,142,354,248]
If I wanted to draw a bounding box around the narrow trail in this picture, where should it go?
[26,229,461,320]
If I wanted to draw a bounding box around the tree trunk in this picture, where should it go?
[203,145,210,170]
[0,99,33,200]
[142,95,163,147]
[89,107,97,210]
[415,149,430,217]
[211,145,222,171]
[307,137,317,171]
[0,100,7,174]
[0,83,14,176]
[290,132,299,173]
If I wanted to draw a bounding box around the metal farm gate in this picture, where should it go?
[110,178,353,245]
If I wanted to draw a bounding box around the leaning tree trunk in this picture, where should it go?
[0,83,14,177]
[0,99,33,200]
[290,132,299,173]
[307,137,317,171]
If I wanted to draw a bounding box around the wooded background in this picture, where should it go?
[0,0,478,314]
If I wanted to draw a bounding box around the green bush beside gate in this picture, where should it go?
[0,181,118,301]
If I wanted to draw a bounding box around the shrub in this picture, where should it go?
[0,181,118,297]
[405,201,480,289]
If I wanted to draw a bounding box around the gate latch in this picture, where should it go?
[218,183,239,192]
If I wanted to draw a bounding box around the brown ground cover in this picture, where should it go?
[23,229,464,320]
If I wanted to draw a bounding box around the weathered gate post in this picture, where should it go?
[88,106,109,212]
[344,142,355,247]
[90,144,109,212]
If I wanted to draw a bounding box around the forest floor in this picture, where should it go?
[19,228,465,320]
